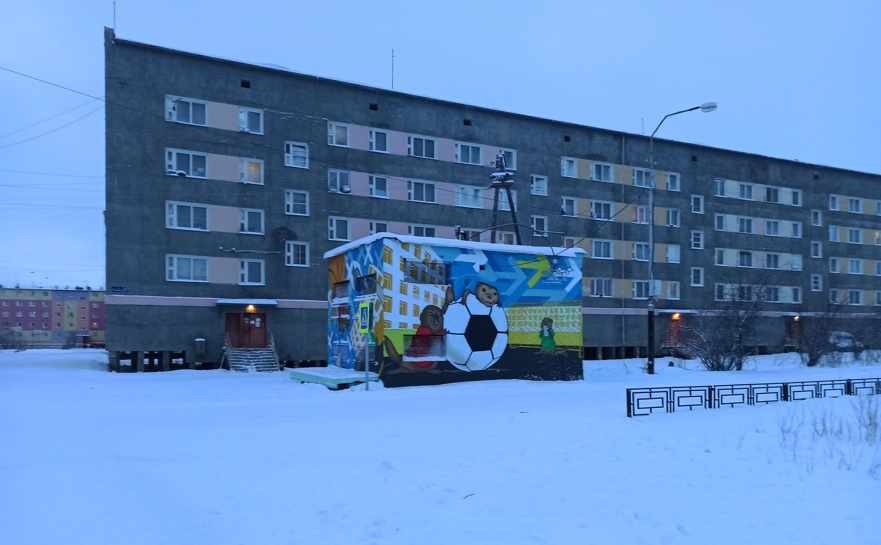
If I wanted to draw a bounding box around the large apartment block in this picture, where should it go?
[0,287,106,348]
[104,28,881,368]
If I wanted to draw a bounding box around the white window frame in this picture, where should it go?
[408,224,436,237]
[561,157,576,178]
[811,241,822,258]
[165,148,208,178]
[691,195,704,214]
[848,197,861,213]
[848,228,862,244]
[667,172,680,192]
[811,274,822,292]
[632,281,650,300]
[239,208,264,235]
[166,201,208,231]
[531,175,548,196]
[765,253,780,270]
[666,208,680,227]
[239,158,264,184]
[455,142,482,165]
[737,217,753,234]
[369,175,389,198]
[239,259,265,286]
[328,217,350,241]
[790,222,801,238]
[590,278,614,298]
[634,205,648,224]
[765,220,780,236]
[284,141,309,168]
[284,190,309,216]
[738,251,753,268]
[811,209,822,226]
[408,180,437,203]
[633,168,652,188]
[829,225,839,242]
[531,216,548,237]
[328,170,351,193]
[238,107,263,134]
[633,242,650,262]
[328,122,349,147]
[591,162,613,182]
[369,129,389,153]
[830,257,839,273]
[165,96,207,126]
[690,230,704,250]
[408,135,436,159]
[498,190,517,212]
[591,201,612,220]
[667,245,680,264]
[166,255,208,282]
[738,183,754,200]
[499,149,517,171]
[456,186,483,208]
[849,290,862,306]
[562,197,577,217]
[369,221,389,235]
[666,281,681,300]
[715,179,726,197]
[829,195,839,210]
[591,240,613,259]
[848,259,863,275]
[792,190,802,206]
[284,241,309,268]
[765,186,780,203]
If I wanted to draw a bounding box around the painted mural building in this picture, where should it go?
[325,234,585,386]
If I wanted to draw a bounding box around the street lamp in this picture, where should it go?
[646,102,716,374]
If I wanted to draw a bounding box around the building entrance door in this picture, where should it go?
[225,313,267,348]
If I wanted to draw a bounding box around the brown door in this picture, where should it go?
[225,313,268,348]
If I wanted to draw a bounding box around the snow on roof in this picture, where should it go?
[215,299,279,306]
[323,233,585,260]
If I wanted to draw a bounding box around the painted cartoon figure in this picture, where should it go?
[444,275,502,311]
[383,304,445,372]
[538,317,557,355]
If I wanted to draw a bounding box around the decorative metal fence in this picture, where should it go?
[626,377,881,417]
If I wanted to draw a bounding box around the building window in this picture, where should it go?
[829,195,839,210]
[328,122,349,146]
[690,268,704,287]
[848,259,863,275]
[667,245,680,263]
[765,220,779,236]
[666,281,680,300]
[591,162,613,182]
[408,181,436,203]
[792,190,801,206]
[562,197,577,217]
[328,217,350,241]
[666,209,680,227]
[408,224,436,237]
[849,290,862,305]
[531,216,548,237]
[369,175,389,198]
[764,286,780,303]
[811,241,822,258]
[561,157,576,178]
[499,149,517,170]
[829,225,839,242]
[328,170,351,193]
[458,228,483,242]
[239,260,265,285]
[830,289,840,304]
[591,240,612,259]
[591,201,612,220]
[765,253,780,269]
[238,107,263,134]
[166,255,208,282]
[811,274,822,292]
[591,278,613,297]
[790,222,801,238]
[497,232,516,245]
[165,149,207,178]
[715,214,726,231]
[563,236,578,248]
[811,209,822,226]
[848,228,862,244]
[284,190,309,216]
[848,197,861,213]
[737,217,753,234]
[715,179,726,197]
[691,195,704,214]
[498,190,517,212]
[455,143,482,165]
[714,248,725,266]
[633,205,648,224]
[530,175,548,196]
[877,201,881,216]
[456,186,483,208]
[738,183,754,200]
[765,187,779,203]
[239,209,264,234]
[165,96,206,125]
[632,281,650,300]
[408,136,436,159]
[633,169,652,188]
[284,141,309,168]
[633,242,650,261]
[166,202,207,231]
[369,130,388,152]
[738,251,753,268]
[239,158,263,184]
[369,221,388,235]
[690,230,704,250]
[830,257,839,273]
[876,260,881,276]
[667,173,680,192]
[285,241,309,267]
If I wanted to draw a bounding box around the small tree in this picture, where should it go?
[680,276,766,371]
[796,303,844,367]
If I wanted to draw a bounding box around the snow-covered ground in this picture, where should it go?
[1,349,878,545]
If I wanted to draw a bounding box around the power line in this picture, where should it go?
[0,97,104,141]
[0,105,104,150]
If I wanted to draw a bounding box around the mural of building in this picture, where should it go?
[0,288,106,348]
[325,234,584,387]
[103,28,881,369]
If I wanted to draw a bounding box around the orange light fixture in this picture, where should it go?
[246,304,256,313]
[671,312,681,321]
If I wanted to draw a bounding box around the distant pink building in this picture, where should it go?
[0,287,105,348]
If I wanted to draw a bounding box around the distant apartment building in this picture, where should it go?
[103,28,881,369]
[0,287,106,348]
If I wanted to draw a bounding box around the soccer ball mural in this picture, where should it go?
[444,288,508,372]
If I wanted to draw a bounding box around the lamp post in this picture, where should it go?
[646,102,716,374]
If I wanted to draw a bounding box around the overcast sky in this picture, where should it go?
[2,0,879,290]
